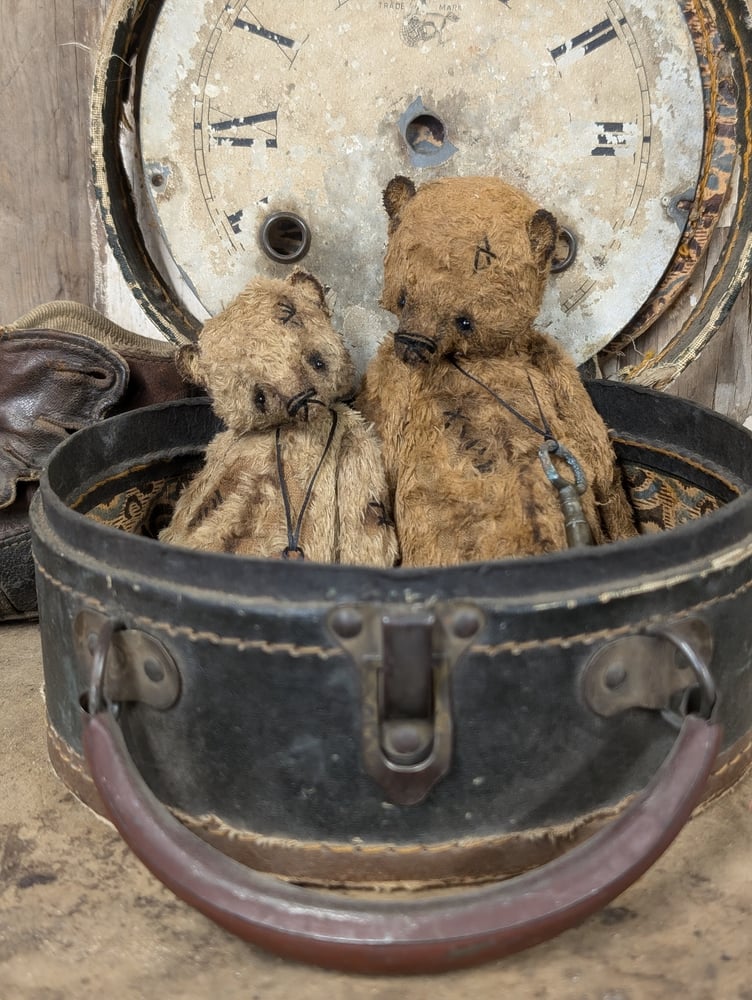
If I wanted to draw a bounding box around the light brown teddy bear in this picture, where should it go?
[359,175,637,566]
[161,270,398,566]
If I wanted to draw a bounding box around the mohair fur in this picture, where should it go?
[161,271,398,566]
[359,175,637,566]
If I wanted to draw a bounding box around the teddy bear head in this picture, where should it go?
[179,270,356,433]
[380,175,559,365]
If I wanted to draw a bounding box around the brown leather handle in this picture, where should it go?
[82,707,721,975]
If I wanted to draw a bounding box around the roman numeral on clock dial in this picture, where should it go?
[233,8,306,66]
[207,109,278,148]
[226,208,244,234]
[549,17,623,66]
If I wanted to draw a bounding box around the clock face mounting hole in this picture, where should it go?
[259,212,311,264]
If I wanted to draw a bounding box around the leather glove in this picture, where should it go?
[0,310,193,621]
[0,329,128,509]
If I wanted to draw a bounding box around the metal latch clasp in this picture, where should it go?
[328,602,484,805]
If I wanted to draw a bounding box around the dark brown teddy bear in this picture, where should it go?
[161,270,398,566]
[359,175,637,566]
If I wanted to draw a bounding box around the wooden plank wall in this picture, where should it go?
[1,2,108,316]
[2,0,751,423]
[671,281,752,424]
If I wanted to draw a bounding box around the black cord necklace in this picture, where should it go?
[275,407,339,559]
[448,356,594,547]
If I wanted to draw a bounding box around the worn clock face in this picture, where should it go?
[138,0,704,369]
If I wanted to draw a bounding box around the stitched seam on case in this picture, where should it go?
[47,718,752,860]
[708,734,752,777]
[474,573,752,656]
[35,561,342,660]
[46,718,625,858]
[36,560,752,656]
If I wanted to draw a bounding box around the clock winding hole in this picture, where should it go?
[405,114,446,154]
[260,212,311,264]
[398,97,457,168]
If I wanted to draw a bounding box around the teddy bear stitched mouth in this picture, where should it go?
[393,331,437,365]
[287,388,319,420]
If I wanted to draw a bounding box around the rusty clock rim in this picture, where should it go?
[605,0,742,355]
[91,0,199,344]
[90,0,752,374]
[609,0,752,387]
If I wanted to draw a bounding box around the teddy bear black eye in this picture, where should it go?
[397,291,407,309]
[254,387,267,413]
[455,315,474,335]
[307,351,327,372]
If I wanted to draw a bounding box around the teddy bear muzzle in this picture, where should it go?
[393,331,437,366]
[286,387,320,422]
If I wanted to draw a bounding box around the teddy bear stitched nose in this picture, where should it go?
[287,387,317,419]
[393,331,437,365]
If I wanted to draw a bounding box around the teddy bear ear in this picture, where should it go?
[383,176,417,228]
[527,209,559,272]
[175,344,204,386]
[288,269,330,312]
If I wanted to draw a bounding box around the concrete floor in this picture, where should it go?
[1,621,750,999]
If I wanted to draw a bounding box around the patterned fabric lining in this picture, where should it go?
[78,459,202,538]
[84,475,187,537]
[620,461,725,534]
[78,456,729,539]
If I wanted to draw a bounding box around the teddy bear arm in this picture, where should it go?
[356,346,408,497]
[335,416,399,568]
[160,439,256,551]
[160,440,229,542]
[355,364,386,429]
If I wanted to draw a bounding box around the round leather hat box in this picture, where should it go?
[30,380,752,973]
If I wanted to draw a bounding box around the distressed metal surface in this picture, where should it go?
[581,618,714,717]
[328,602,484,805]
[137,0,704,369]
[74,609,181,711]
